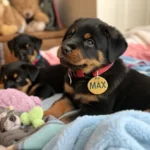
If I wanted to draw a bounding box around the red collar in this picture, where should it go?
[31,54,41,65]
[70,63,113,78]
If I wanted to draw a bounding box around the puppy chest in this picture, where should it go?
[64,79,99,104]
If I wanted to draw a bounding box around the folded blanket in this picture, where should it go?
[16,110,150,150]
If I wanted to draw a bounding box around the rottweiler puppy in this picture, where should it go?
[44,18,150,122]
[0,61,67,99]
[7,34,49,67]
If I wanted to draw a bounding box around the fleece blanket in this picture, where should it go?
[16,110,150,150]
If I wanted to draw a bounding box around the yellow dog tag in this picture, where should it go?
[87,76,108,94]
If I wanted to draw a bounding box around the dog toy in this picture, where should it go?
[0,128,34,147]
[0,106,21,132]
[10,0,49,32]
[0,0,25,35]
[21,106,45,128]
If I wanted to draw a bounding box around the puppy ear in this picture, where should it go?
[31,36,42,51]
[103,25,127,63]
[7,39,15,53]
[74,18,83,24]
[21,64,39,82]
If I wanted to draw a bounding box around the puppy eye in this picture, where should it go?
[26,44,30,49]
[84,39,94,46]
[16,77,22,83]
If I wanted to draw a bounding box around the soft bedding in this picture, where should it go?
[121,56,150,76]
[1,26,150,149]
[120,25,150,76]
[123,25,150,62]
[16,110,150,150]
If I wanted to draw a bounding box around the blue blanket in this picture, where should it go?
[17,111,145,150]
[121,56,150,76]
[40,110,150,150]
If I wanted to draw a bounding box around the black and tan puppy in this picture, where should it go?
[44,18,150,122]
[0,61,67,99]
[7,34,49,67]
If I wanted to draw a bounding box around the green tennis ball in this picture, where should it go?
[32,119,45,128]
[28,106,43,121]
[20,112,30,126]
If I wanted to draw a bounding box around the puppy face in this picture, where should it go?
[0,61,39,93]
[58,18,127,74]
[8,34,42,62]
[10,0,39,19]
[0,110,21,132]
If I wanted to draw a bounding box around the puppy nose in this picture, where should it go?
[25,12,30,18]
[9,115,16,122]
[62,45,72,54]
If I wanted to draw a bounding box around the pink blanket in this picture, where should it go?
[40,46,60,65]
[123,26,150,62]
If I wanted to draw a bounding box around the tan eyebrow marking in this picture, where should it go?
[13,73,18,78]
[84,33,91,39]
[26,44,29,48]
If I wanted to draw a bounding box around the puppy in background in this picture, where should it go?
[0,61,67,99]
[7,34,49,68]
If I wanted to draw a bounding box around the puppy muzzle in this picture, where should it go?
[61,38,79,55]
[18,50,28,61]
[62,45,72,54]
